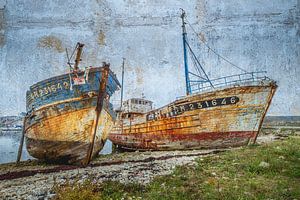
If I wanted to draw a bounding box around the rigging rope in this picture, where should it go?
[69,43,78,61]
[185,18,249,73]
[185,40,214,88]
[186,36,203,78]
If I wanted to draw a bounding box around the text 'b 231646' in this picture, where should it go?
[146,96,239,121]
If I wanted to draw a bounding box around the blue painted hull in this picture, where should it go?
[26,67,119,112]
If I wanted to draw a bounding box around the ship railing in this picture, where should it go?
[190,71,269,93]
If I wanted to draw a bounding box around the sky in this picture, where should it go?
[0,0,299,116]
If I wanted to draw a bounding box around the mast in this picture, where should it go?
[180,9,191,95]
[120,58,125,109]
[84,63,110,166]
[73,42,84,71]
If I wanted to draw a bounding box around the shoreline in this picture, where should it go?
[0,132,293,200]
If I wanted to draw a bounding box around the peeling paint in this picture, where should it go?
[97,30,106,46]
[109,82,277,150]
[37,35,64,53]
[24,66,120,165]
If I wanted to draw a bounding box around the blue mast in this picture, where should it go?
[181,9,191,95]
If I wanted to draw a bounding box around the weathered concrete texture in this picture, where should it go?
[0,7,4,46]
[0,0,299,116]
[0,0,5,53]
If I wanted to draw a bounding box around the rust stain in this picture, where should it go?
[25,106,113,165]
[135,66,144,85]
[110,131,255,150]
[37,35,64,53]
[23,65,120,165]
[198,32,206,42]
[97,30,106,46]
[110,83,277,150]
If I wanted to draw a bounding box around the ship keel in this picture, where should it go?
[26,138,104,164]
[109,131,256,150]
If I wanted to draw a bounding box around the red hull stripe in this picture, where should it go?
[109,131,256,144]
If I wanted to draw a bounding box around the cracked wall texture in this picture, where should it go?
[0,0,299,116]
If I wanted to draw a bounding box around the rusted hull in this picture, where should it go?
[24,66,120,165]
[25,103,114,165]
[109,82,277,150]
[109,131,256,150]
[26,137,104,164]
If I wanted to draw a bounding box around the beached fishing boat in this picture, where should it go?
[109,10,277,150]
[22,43,120,165]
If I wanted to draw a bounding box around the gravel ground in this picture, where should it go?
[0,134,286,200]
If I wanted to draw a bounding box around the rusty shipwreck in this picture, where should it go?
[22,43,120,165]
[108,10,277,150]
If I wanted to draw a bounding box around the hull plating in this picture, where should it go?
[109,82,277,150]
[24,67,119,164]
[25,101,114,165]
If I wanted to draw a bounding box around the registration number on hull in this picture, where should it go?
[146,96,239,121]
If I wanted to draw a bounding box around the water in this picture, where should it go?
[0,131,113,164]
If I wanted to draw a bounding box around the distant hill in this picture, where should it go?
[0,115,299,130]
[0,116,23,129]
[263,116,300,126]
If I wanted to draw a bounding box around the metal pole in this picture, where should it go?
[73,43,84,71]
[120,58,125,109]
[16,118,26,164]
[180,9,191,95]
[84,63,110,166]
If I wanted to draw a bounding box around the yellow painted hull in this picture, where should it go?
[25,98,114,165]
[109,82,277,150]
